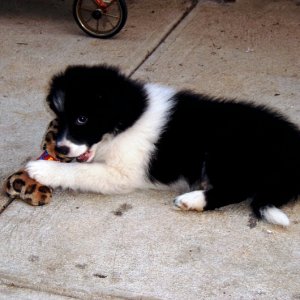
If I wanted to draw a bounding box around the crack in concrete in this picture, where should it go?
[0,279,155,300]
[0,198,14,215]
[128,0,199,78]
[0,280,80,299]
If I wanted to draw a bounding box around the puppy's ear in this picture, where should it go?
[47,74,65,114]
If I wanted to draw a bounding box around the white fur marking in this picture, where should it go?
[57,134,88,158]
[260,206,290,226]
[174,190,207,211]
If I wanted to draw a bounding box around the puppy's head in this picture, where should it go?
[47,65,146,162]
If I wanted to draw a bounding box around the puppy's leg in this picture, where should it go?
[25,160,137,194]
[174,187,291,226]
[173,190,207,211]
[251,190,293,227]
[174,188,246,212]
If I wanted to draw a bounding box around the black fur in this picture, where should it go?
[47,65,300,221]
[149,91,300,217]
[47,65,148,147]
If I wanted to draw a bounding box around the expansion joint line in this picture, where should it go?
[128,0,199,78]
[0,198,14,215]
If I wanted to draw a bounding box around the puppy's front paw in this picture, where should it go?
[173,191,206,211]
[26,160,60,187]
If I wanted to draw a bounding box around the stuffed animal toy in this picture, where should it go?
[4,119,72,206]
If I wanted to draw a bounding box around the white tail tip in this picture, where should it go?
[260,206,290,227]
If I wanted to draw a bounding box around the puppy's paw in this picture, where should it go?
[173,191,206,211]
[26,160,61,187]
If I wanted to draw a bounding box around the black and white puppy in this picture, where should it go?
[26,65,300,226]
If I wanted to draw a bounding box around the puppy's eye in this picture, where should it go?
[76,115,88,125]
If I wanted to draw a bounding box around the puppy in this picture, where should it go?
[26,65,300,226]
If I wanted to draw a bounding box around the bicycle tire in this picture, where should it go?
[73,0,127,39]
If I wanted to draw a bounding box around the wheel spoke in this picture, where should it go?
[80,7,94,13]
[96,19,100,31]
[102,13,119,19]
[84,15,94,24]
[84,0,98,9]
[101,18,110,30]
[106,16,115,28]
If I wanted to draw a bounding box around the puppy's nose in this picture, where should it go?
[55,145,70,156]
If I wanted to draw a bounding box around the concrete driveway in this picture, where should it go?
[0,0,299,299]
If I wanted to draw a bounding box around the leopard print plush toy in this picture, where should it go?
[4,119,72,206]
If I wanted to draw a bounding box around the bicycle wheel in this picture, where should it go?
[73,0,127,38]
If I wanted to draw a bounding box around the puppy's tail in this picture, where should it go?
[259,205,290,227]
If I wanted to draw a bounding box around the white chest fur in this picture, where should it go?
[93,83,176,188]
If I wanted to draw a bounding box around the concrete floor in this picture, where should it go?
[0,0,300,299]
